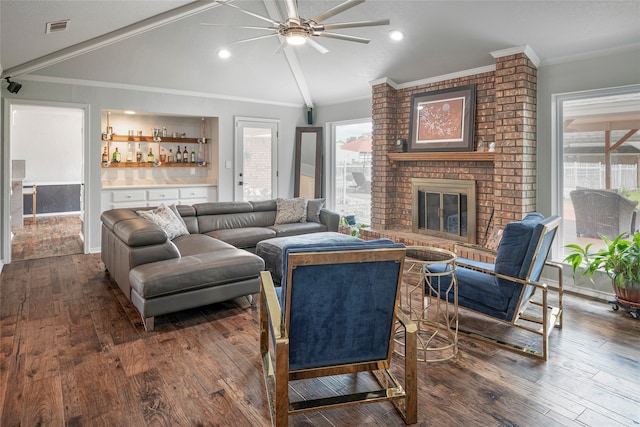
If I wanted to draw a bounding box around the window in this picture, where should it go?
[327,119,372,225]
[556,86,640,258]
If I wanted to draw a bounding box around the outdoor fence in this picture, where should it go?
[564,162,638,197]
[335,161,372,225]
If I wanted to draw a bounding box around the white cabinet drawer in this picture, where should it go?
[179,187,208,200]
[110,201,148,209]
[112,190,146,203]
[147,188,179,202]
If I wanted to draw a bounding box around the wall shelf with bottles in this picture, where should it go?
[101,137,209,168]
[101,116,210,168]
[104,135,205,144]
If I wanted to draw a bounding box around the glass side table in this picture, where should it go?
[395,246,458,362]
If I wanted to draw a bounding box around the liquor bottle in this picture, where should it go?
[168,148,175,163]
[162,127,167,137]
[112,147,121,163]
[136,143,143,163]
[147,148,155,163]
[102,147,108,163]
[197,146,204,165]
[190,148,196,163]
[176,146,182,163]
[182,147,189,163]
[126,143,133,162]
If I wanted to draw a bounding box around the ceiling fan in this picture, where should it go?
[202,0,390,54]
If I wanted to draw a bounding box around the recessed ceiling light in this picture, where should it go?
[124,110,136,115]
[389,30,405,41]
[218,49,231,59]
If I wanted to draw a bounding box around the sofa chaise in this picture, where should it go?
[100,198,339,331]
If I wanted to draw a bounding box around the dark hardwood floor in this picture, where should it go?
[1,252,639,426]
[11,215,83,261]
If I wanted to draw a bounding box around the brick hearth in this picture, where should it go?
[370,50,538,245]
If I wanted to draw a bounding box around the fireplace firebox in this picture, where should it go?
[412,178,476,243]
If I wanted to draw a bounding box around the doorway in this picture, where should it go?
[234,118,278,202]
[6,103,86,262]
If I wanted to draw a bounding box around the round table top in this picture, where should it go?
[405,245,456,265]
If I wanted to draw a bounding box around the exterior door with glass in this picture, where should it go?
[234,118,278,202]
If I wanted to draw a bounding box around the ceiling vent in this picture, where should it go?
[45,20,70,34]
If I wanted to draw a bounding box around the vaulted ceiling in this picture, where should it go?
[1,1,639,107]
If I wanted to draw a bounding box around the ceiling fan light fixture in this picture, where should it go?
[285,27,307,45]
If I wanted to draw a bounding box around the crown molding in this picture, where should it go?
[369,77,399,89]
[372,64,496,91]
[540,42,640,67]
[21,74,305,108]
[397,65,496,89]
[491,44,541,68]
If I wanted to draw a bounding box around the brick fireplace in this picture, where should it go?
[365,49,538,247]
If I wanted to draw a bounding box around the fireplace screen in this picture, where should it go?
[417,192,468,236]
[412,179,476,243]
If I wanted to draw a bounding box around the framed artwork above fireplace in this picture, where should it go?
[408,84,476,152]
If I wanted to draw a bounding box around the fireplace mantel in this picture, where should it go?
[387,152,495,162]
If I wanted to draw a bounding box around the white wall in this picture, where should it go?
[537,47,640,216]
[11,105,83,184]
[1,79,305,256]
[315,97,372,125]
[536,47,640,297]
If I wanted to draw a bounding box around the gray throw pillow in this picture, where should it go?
[274,198,308,225]
[138,203,189,240]
[306,198,326,223]
[168,203,189,231]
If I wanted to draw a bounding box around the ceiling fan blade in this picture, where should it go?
[309,0,365,24]
[316,32,370,44]
[314,19,390,31]
[222,2,280,26]
[230,33,279,45]
[284,0,300,22]
[274,39,288,54]
[307,38,329,54]
[200,23,275,31]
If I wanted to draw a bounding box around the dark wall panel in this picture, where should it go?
[23,184,82,215]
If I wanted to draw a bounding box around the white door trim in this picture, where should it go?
[2,99,90,266]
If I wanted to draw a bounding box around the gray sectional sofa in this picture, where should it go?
[100,199,339,331]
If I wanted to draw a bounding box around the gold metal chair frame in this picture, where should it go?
[259,248,418,426]
[452,217,563,361]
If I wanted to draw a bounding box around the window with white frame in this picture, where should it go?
[326,119,372,226]
[557,86,640,259]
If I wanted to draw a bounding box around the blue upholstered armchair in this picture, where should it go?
[429,213,563,360]
[259,240,417,426]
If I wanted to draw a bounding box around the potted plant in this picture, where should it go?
[565,232,640,316]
